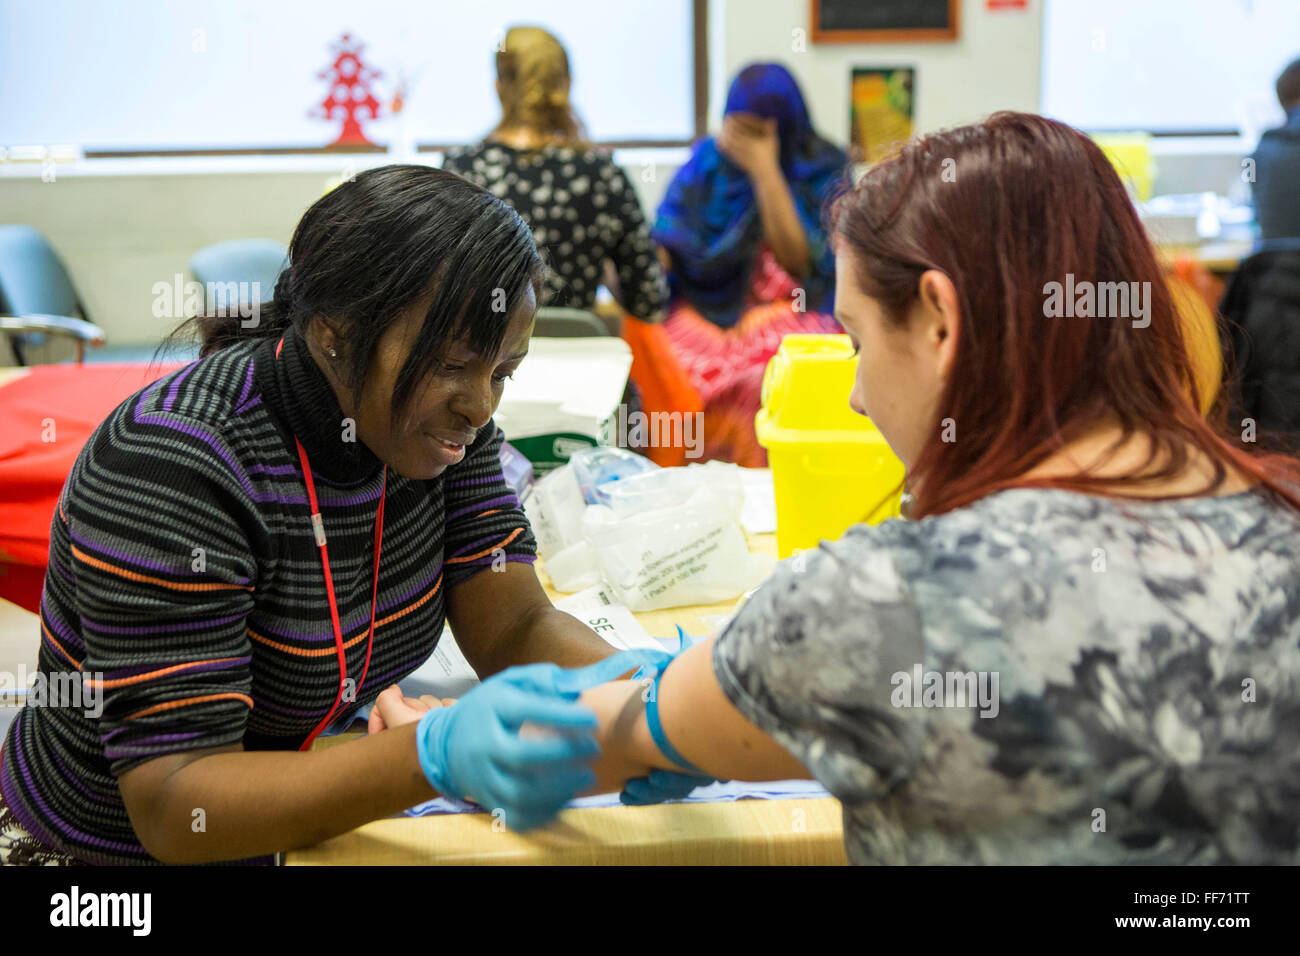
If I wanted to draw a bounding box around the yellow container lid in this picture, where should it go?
[1092,132,1155,203]
[756,334,884,445]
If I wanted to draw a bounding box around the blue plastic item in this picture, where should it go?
[567,446,658,506]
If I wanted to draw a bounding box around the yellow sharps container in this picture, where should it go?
[755,334,905,558]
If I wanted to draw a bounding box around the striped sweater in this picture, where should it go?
[0,324,537,864]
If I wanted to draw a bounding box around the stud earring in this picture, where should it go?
[328,348,338,359]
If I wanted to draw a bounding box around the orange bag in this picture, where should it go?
[620,316,703,467]
[1168,259,1226,415]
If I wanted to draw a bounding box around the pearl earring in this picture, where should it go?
[328,348,338,359]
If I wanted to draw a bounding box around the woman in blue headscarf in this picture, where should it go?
[652,63,849,465]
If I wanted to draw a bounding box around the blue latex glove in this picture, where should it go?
[416,649,672,832]
[620,768,714,806]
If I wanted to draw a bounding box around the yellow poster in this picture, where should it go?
[850,67,915,165]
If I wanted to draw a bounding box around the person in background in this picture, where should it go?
[652,63,849,466]
[1251,56,1300,242]
[1220,57,1300,445]
[443,26,668,325]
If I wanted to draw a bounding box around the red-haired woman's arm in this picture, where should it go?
[579,636,811,793]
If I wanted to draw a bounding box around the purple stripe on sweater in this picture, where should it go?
[444,475,500,489]
[69,522,198,574]
[103,731,206,757]
[53,556,75,584]
[247,486,382,508]
[375,562,442,614]
[162,361,199,412]
[51,750,117,805]
[132,400,257,499]
[48,545,77,584]
[246,461,298,477]
[234,394,263,415]
[3,714,141,853]
[0,719,76,853]
[450,530,520,557]
[445,493,519,523]
[447,553,536,577]
[80,609,248,638]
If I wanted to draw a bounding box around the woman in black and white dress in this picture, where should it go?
[443,25,668,324]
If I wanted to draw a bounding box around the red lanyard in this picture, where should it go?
[293,438,387,751]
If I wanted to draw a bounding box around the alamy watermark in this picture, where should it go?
[607,404,704,459]
[0,665,103,718]
[49,886,150,936]
[890,664,1000,718]
[151,273,261,328]
[1043,274,1150,328]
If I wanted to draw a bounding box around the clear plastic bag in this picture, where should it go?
[600,461,745,520]
[581,486,774,611]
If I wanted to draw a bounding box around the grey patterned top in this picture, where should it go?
[712,487,1300,865]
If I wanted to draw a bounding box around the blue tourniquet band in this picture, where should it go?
[644,664,707,775]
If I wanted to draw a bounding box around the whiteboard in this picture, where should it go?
[1040,0,1300,135]
[0,0,695,150]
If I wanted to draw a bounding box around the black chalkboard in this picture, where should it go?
[811,0,959,43]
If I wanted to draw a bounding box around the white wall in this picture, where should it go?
[3,0,1046,347]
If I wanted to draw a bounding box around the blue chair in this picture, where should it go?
[190,239,288,308]
[0,225,106,365]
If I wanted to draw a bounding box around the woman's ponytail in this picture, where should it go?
[495,26,586,146]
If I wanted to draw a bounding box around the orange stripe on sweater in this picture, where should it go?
[84,656,246,690]
[374,574,442,628]
[72,545,253,593]
[445,527,523,564]
[125,692,253,720]
[245,575,444,652]
[246,628,371,657]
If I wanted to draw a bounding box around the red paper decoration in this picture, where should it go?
[312,32,382,147]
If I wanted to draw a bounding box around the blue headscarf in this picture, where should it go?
[652,63,849,327]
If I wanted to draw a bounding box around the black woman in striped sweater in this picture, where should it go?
[0,165,687,865]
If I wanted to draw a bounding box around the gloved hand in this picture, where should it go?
[415,649,675,832]
[620,768,714,806]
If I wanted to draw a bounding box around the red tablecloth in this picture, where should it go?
[0,363,186,612]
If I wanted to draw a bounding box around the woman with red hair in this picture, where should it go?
[385,113,1300,863]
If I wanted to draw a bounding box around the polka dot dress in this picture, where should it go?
[443,142,668,322]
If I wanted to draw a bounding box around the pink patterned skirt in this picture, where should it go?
[663,298,840,467]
